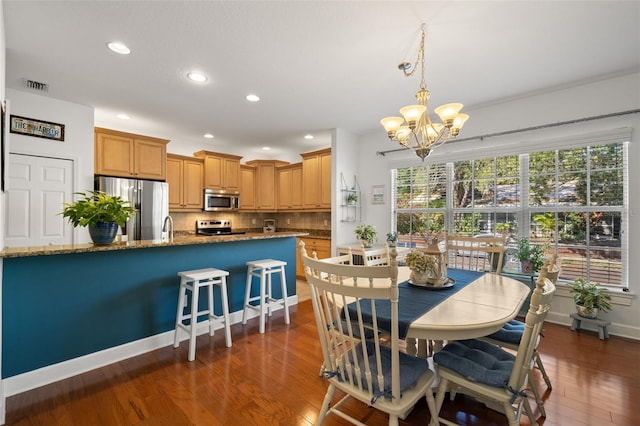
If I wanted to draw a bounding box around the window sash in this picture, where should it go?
[391,141,628,288]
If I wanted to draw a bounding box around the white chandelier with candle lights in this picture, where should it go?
[380,24,469,161]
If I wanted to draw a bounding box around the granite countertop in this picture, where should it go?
[298,234,331,240]
[0,231,309,259]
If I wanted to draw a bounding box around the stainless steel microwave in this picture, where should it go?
[203,189,240,211]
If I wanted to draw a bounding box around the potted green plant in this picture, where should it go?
[386,232,397,247]
[567,278,612,319]
[346,193,358,205]
[516,237,546,273]
[355,224,377,248]
[61,190,134,244]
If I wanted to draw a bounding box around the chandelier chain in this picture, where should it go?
[403,25,426,91]
[418,26,426,90]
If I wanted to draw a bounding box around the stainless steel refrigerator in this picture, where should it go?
[95,176,169,241]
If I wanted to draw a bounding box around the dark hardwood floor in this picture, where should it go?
[5,299,639,425]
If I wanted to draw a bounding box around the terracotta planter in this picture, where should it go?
[520,260,533,273]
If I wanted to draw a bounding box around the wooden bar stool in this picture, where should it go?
[174,268,232,361]
[242,259,290,334]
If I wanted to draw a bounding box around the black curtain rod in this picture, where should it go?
[376,109,640,157]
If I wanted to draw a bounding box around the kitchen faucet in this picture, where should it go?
[162,215,174,242]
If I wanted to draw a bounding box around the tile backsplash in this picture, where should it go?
[170,211,331,233]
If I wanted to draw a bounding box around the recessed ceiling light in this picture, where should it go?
[187,72,207,82]
[304,134,314,140]
[116,113,130,120]
[203,133,214,139]
[107,42,131,55]
[246,94,260,102]
[262,146,271,151]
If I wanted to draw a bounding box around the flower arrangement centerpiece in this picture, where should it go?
[405,250,437,285]
[355,224,377,248]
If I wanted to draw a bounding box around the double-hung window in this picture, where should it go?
[392,141,628,288]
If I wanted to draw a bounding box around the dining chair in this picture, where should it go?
[300,242,438,426]
[445,233,506,274]
[432,269,556,426]
[309,247,359,375]
[360,242,391,266]
[481,257,560,416]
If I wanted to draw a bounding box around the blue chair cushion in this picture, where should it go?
[487,319,524,344]
[339,341,430,398]
[433,339,515,388]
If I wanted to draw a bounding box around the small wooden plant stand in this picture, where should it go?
[570,312,611,340]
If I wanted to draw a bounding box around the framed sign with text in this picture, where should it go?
[10,114,65,141]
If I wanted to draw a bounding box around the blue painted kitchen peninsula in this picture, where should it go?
[1,232,306,380]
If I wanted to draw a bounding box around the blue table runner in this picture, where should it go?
[346,269,485,339]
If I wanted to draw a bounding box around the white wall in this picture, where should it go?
[347,72,640,339]
[5,88,95,243]
[331,128,360,255]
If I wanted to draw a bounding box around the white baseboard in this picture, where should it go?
[2,296,298,399]
[0,380,4,426]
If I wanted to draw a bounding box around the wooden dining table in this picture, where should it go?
[340,266,530,356]
[389,267,530,356]
[338,265,531,356]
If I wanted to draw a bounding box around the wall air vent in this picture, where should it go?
[23,78,49,92]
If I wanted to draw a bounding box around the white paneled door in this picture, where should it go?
[5,153,74,247]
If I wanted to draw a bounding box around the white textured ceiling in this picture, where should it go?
[4,1,640,160]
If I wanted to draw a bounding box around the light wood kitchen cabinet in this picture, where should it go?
[239,165,256,210]
[167,154,203,211]
[95,127,168,180]
[193,150,242,191]
[277,163,303,210]
[245,160,289,211]
[296,237,331,278]
[301,148,331,210]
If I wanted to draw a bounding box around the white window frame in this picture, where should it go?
[392,137,629,289]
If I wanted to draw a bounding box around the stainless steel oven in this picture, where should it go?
[196,219,245,236]
[203,189,240,211]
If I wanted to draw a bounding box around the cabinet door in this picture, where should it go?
[223,158,240,191]
[320,151,332,208]
[256,162,277,210]
[296,238,305,277]
[291,165,303,208]
[277,167,292,209]
[296,237,331,278]
[302,155,320,208]
[134,139,166,180]
[166,156,183,210]
[240,166,256,210]
[183,159,204,209]
[203,155,223,189]
[95,132,134,177]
